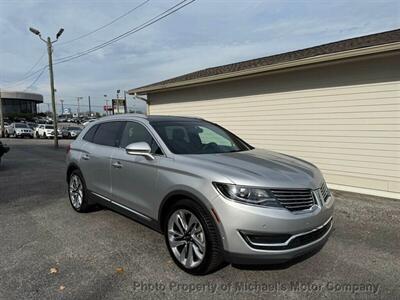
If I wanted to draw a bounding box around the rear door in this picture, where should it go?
[79,121,124,199]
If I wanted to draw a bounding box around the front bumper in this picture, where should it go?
[210,192,334,263]
[16,132,33,137]
[47,132,62,138]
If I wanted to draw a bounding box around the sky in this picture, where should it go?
[0,0,399,114]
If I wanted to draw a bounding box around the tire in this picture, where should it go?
[68,169,91,213]
[43,132,47,139]
[5,131,9,138]
[36,132,40,138]
[164,199,224,275]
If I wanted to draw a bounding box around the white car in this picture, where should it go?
[5,123,34,138]
[82,119,96,127]
[35,124,62,139]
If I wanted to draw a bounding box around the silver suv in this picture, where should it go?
[66,115,334,275]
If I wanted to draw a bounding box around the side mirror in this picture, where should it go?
[125,142,154,160]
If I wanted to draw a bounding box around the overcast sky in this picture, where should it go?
[0,0,399,113]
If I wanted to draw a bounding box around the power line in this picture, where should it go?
[23,51,46,78]
[1,0,150,86]
[54,0,195,65]
[24,66,47,91]
[2,66,48,89]
[1,0,194,92]
[58,0,151,46]
[0,51,46,85]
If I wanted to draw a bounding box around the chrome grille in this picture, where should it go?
[320,181,330,202]
[270,189,316,211]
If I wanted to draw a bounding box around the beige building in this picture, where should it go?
[130,29,400,199]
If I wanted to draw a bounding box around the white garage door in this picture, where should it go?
[148,56,400,199]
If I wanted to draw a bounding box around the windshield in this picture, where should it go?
[68,127,81,130]
[45,125,54,129]
[15,123,28,128]
[150,120,253,154]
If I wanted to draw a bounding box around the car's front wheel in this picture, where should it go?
[165,199,224,275]
[68,169,91,212]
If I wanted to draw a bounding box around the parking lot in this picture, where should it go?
[0,138,399,300]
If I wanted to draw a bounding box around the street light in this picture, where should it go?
[29,26,64,148]
[56,28,64,39]
[29,27,40,36]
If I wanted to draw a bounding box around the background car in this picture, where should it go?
[5,123,34,138]
[26,122,37,130]
[35,124,62,139]
[61,126,82,139]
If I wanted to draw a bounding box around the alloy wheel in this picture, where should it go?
[69,174,83,209]
[167,209,206,269]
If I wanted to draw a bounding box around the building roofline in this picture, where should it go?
[129,29,400,95]
[0,90,44,103]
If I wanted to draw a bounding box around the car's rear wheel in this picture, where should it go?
[68,169,91,212]
[164,199,224,275]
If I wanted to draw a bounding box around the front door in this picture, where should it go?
[111,121,161,217]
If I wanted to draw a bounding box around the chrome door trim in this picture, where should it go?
[91,191,152,221]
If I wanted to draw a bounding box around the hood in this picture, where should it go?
[180,149,323,189]
[16,128,32,132]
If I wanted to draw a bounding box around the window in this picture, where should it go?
[119,122,162,154]
[92,122,124,147]
[15,123,28,128]
[198,126,233,147]
[150,120,252,154]
[45,125,54,129]
[83,124,98,142]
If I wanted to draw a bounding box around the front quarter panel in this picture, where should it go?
[153,155,229,220]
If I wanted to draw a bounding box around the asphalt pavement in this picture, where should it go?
[0,138,399,300]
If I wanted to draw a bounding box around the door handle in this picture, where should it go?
[112,161,123,168]
[82,154,90,160]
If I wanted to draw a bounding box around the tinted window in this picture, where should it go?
[15,123,28,128]
[92,122,124,147]
[83,124,98,142]
[45,125,54,129]
[120,122,162,154]
[150,121,252,154]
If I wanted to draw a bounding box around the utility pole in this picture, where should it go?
[77,96,83,116]
[104,94,108,116]
[0,88,4,138]
[60,99,64,116]
[88,96,91,116]
[123,90,128,113]
[29,26,64,148]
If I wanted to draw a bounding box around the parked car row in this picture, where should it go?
[4,123,83,139]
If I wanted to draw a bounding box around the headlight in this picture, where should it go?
[213,182,282,207]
